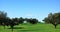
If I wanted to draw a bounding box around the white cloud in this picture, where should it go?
[26,14,38,18]
[26,14,33,17]
[25,14,35,18]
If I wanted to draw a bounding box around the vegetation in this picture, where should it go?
[0,24,60,32]
[0,11,7,30]
[43,13,60,28]
[0,11,60,32]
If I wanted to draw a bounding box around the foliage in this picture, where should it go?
[43,12,60,28]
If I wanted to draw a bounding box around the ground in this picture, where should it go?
[0,23,60,32]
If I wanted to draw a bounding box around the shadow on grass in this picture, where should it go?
[20,29,40,31]
[8,27,24,29]
[56,28,60,29]
[20,29,39,31]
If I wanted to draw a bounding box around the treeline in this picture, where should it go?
[0,11,60,32]
[0,11,39,32]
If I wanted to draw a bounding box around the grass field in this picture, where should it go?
[0,23,60,32]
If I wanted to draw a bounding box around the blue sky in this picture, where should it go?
[0,0,60,22]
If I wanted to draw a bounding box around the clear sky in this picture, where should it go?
[0,0,60,22]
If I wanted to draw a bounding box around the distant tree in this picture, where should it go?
[43,13,60,28]
[12,18,19,25]
[26,18,38,24]
[30,18,38,24]
[18,17,24,24]
[24,18,30,23]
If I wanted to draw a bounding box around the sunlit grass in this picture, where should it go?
[0,23,60,32]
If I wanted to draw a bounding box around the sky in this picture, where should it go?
[0,0,60,22]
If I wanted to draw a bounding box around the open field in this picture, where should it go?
[0,23,60,32]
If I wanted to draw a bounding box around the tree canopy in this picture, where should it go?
[43,12,60,28]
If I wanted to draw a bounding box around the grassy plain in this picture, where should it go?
[0,23,60,32]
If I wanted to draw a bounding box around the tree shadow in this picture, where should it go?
[8,27,24,29]
[56,28,60,29]
[20,29,40,31]
[21,30,35,31]
[20,29,39,32]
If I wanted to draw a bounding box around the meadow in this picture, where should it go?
[0,23,60,32]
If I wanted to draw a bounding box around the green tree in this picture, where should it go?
[0,11,7,30]
[30,18,38,24]
[18,17,24,24]
[43,13,60,28]
[26,18,38,24]
[9,18,19,32]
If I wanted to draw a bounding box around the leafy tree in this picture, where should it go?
[5,17,19,32]
[18,17,24,24]
[9,18,20,32]
[30,18,38,24]
[0,11,7,29]
[43,17,50,23]
[43,13,60,28]
[9,19,15,32]
[12,18,19,25]
[26,18,38,24]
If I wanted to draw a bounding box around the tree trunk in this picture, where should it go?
[12,28,13,32]
[11,26,13,32]
[55,25,57,28]
[4,25,5,29]
[3,25,5,32]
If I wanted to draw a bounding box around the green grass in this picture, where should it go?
[0,23,60,32]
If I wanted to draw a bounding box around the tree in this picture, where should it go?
[12,18,19,25]
[30,18,38,24]
[43,17,50,23]
[9,19,15,32]
[43,12,60,28]
[5,17,19,32]
[0,11,7,30]
[18,17,24,24]
[9,18,20,32]
[26,18,38,24]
